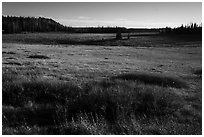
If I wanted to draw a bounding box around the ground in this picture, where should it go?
[2,33,202,135]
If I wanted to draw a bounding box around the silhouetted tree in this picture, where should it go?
[116,31,122,39]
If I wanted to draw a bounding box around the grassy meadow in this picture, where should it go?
[2,32,202,134]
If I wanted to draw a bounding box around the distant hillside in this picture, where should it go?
[2,16,70,33]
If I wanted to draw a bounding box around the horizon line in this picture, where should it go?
[3,14,202,29]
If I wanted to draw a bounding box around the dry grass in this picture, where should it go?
[2,33,202,134]
[2,75,202,134]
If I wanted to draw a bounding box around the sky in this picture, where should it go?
[2,2,202,28]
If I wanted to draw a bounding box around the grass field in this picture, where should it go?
[2,32,201,46]
[2,33,202,134]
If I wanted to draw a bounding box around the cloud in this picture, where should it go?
[54,17,181,28]
[37,15,44,17]
[77,16,91,20]
[36,15,54,19]
[56,17,135,27]
[115,18,128,21]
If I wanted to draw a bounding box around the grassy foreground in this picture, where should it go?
[2,72,202,135]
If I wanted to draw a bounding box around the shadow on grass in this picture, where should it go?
[192,68,202,76]
[3,51,16,54]
[3,105,57,127]
[5,36,118,46]
[4,62,22,66]
[28,54,50,59]
[54,38,118,46]
[111,72,188,89]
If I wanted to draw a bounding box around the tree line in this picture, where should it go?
[2,16,70,33]
[2,16,127,34]
[161,23,202,35]
[3,16,201,35]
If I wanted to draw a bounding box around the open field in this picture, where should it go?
[3,32,201,46]
[2,33,202,134]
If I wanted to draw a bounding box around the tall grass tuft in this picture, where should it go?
[111,72,188,88]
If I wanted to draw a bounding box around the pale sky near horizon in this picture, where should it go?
[2,2,202,28]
